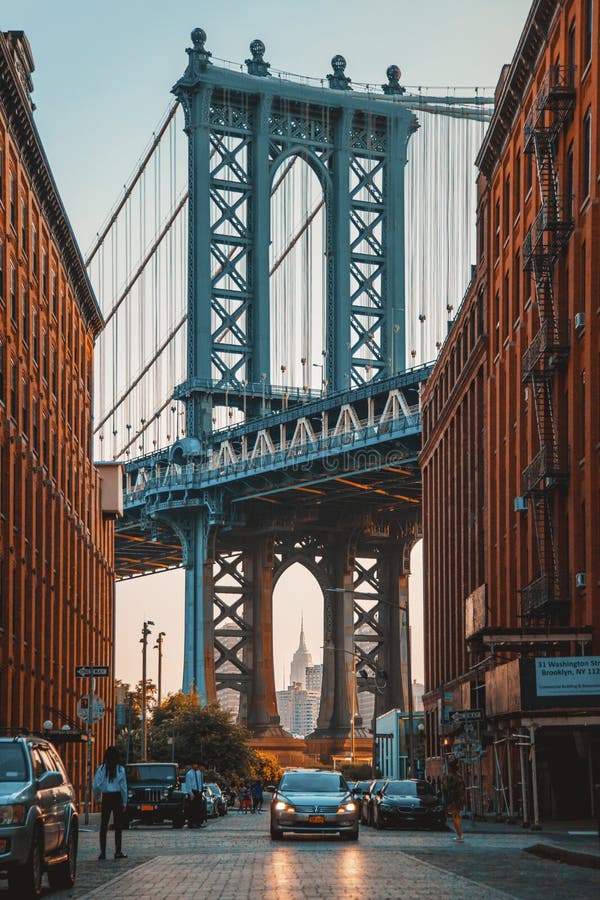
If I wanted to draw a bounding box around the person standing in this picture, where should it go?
[252,779,264,813]
[443,759,466,843]
[93,746,128,860]
[184,761,206,828]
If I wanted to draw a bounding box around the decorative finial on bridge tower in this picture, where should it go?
[327,55,352,90]
[185,28,212,78]
[382,64,405,95]
[246,39,270,76]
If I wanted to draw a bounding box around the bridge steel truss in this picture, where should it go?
[118,29,427,749]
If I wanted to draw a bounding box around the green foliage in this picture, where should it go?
[148,691,255,781]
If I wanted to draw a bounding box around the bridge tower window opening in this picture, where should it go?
[270,154,326,395]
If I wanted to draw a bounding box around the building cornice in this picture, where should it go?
[0,31,104,338]
[476,0,560,179]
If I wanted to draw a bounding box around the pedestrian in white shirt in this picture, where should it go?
[184,762,206,828]
[93,746,128,859]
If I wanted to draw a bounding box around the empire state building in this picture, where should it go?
[289,617,313,688]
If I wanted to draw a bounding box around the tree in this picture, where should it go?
[148,691,255,781]
[247,750,283,786]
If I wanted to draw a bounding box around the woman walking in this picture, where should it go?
[93,746,128,860]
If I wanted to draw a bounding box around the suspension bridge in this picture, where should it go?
[87,30,493,759]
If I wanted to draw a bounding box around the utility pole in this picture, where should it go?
[154,631,165,707]
[141,620,154,761]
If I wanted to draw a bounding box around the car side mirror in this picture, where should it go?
[38,770,62,790]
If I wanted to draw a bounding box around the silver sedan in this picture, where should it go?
[270,770,359,841]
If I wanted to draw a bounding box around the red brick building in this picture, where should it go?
[0,32,120,799]
[421,0,599,820]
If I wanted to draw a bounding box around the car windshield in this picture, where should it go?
[385,781,435,797]
[0,744,27,782]
[206,783,221,796]
[126,764,177,783]
[279,773,348,793]
[354,781,371,793]
[369,780,387,793]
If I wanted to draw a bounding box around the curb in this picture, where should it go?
[524,842,600,870]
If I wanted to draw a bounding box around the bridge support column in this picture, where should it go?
[244,536,282,735]
[174,509,217,702]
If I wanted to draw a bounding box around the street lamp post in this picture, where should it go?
[140,620,154,762]
[154,631,165,707]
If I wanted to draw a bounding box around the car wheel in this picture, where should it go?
[8,828,43,897]
[48,823,78,889]
[270,825,283,841]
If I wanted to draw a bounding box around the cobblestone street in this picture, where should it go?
[2,809,597,900]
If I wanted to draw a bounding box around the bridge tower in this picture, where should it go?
[143,29,420,752]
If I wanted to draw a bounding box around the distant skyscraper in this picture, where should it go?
[289,616,313,688]
[305,664,323,693]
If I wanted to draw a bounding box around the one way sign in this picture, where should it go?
[75,666,110,677]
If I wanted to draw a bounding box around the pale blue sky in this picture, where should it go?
[8,1,531,695]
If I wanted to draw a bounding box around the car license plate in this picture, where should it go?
[141,804,154,811]
[308,815,325,823]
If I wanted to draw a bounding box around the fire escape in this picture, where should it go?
[520,65,575,621]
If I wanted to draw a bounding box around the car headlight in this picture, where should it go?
[0,804,26,825]
[337,802,357,813]
[161,790,170,799]
[273,800,295,812]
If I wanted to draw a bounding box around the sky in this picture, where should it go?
[8,0,531,697]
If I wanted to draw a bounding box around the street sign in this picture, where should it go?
[450,709,483,723]
[77,694,105,724]
[75,666,110,677]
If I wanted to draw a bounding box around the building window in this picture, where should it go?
[503,176,511,236]
[51,271,57,318]
[42,249,48,297]
[51,345,57,397]
[566,142,575,219]
[32,309,38,365]
[494,290,500,356]
[10,359,17,420]
[42,415,48,467]
[21,284,28,345]
[0,239,4,305]
[10,264,17,325]
[21,376,28,437]
[0,146,3,200]
[477,205,485,261]
[514,251,520,320]
[504,272,510,337]
[32,397,38,453]
[582,107,592,199]
[584,0,593,66]
[31,223,38,277]
[514,152,521,217]
[42,329,48,381]
[526,152,533,194]
[9,172,16,229]
[20,199,28,255]
[581,241,587,307]
[568,22,576,78]
[494,198,500,259]
[0,338,4,404]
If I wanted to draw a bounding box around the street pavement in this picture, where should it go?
[2,808,598,899]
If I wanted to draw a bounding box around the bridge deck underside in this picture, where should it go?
[115,448,421,579]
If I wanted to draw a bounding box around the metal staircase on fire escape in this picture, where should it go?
[521,64,575,620]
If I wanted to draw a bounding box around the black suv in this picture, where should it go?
[0,735,78,896]
[124,763,186,828]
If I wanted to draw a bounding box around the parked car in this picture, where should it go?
[361,778,388,825]
[372,779,447,830]
[203,785,219,819]
[124,763,186,828]
[351,780,372,802]
[270,770,359,841]
[0,734,79,896]
[205,783,227,816]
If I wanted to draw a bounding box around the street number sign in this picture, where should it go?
[77,694,106,724]
[75,666,110,677]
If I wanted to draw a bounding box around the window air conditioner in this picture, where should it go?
[574,312,585,329]
[575,572,586,588]
[514,497,528,512]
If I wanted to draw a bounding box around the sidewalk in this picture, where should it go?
[460,815,600,868]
